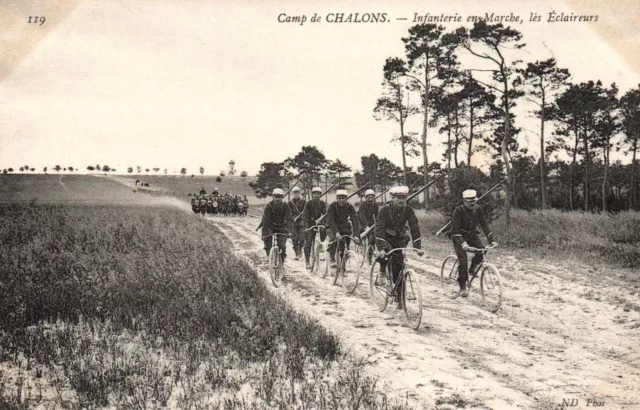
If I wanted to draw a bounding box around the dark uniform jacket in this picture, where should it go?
[326,202,360,236]
[450,204,493,245]
[262,201,293,237]
[302,199,326,228]
[288,197,307,225]
[375,203,421,251]
[358,201,379,228]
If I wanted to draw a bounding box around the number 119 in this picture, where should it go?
[28,16,46,26]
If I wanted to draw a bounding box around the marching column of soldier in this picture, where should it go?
[190,187,250,216]
[259,179,498,299]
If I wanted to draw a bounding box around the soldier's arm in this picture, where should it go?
[349,205,360,236]
[451,208,464,246]
[261,204,272,237]
[301,202,310,228]
[375,206,389,251]
[326,204,336,235]
[408,208,422,249]
[285,204,294,233]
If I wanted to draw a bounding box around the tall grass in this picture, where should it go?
[0,203,413,409]
[417,208,640,268]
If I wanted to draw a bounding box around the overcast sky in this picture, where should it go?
[1,0,639,175]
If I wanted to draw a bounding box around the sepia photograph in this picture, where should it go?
[1,0,638,408]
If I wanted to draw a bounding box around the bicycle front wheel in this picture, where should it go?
[269,247,282,288]
[322,248,330,279]
[440,255,460,299]
[341,250,361,294]
[403,270,423,330]
[480,263,503,313]
[310,242,318,273]
[369,261,389,312]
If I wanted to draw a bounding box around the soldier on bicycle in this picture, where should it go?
[375,186,424,309]
[327,189,360,269]
[451,189,497,297]
[262,188,293,264]
[288,186,306,260]
[358,189,378,261]
[301,187,327,270]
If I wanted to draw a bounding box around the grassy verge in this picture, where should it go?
[0,203,413,409]
[417,208,640,269]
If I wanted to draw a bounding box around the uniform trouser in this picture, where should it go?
[328,229,351,261]
[303,228,327,260]
[453,234,484,285]
[379,247,405,304]
[291,223,305,254]
[264,233,288,261]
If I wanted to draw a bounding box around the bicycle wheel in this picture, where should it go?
[440,255,460,299]
[480,263,503,313]
[322,247,330,278]
[359,237,368,269]
[269,247,282,288]
[403,270,423,330]
[310,242,317,273]
[369,260,389,312]
[341,250,361,294]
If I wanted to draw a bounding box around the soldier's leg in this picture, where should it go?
[303,230,315,261]
[264,237,272,258]
[327,231,337,262]
[395,253,406,307]
[319,226,327,242]
[467,234,485,278]
[277,234,287,262]
[453,240,469,287]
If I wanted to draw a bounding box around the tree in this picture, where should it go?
[19,167,24,172]
[164,168,168,175]
[54,165,61,172]
[285,146,329,191]
[200,166,204,177]
[68,166,74,172]
[96,164,100,171]
[180,168,187,176]
[220,170,226,177]
[127,167,133,173]
[328,159,353,188]
[374,57,419,185]
[520,58,571,209]
[2,169,6,174]
[592,83,620,212]
[240,170,248,179]
[619,86,640,210]
[228,160,236,176]
[153,168,160,173]
[403,23,458,194]
[102,165,110,172]
[145,168,150,173]
[43,167,47,173]
[446,21,526,224]
[249,162,285,198]
[7,168,13,173]
[87,166,95,171]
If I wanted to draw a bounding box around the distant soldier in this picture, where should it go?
[262,188,293,264]
[358,189,378,261]
[288,186,306,260]
[199,187,207,195]
[375,186,423,309]
[450,189,497,297]
[326,189,360,268]
[302,187,327,270]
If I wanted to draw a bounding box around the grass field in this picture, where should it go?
[0,199,413,409]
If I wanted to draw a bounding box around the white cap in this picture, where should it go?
[336,189,348,197]
[365,189,375,197]
[292,186,300,192]
[462,189,477,199]
[311,187,322,194]
[273,188,284,196]
[390,186,409,196]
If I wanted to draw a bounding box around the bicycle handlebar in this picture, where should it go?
[327,235,359,245]
[305,224,326,232]
[261,233,291,239]
[466,244,497,253]
[380,247,423,254]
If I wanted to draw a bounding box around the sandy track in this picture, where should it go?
[209,215,639,410]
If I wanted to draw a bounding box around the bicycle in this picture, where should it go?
[323,235,364,293]
[306,225,327,274]
[262,233,289,288]
[369,248,423,330]
[358,226,378,269]
[440,244,502,313]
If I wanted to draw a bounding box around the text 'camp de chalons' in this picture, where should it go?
[277,11,598,25]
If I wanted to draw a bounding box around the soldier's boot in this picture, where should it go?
[459,282,469,298]
[305,256,312,270]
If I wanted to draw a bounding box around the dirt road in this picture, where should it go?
[208,214,639,410]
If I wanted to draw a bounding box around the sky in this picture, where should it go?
[1,0,639,175]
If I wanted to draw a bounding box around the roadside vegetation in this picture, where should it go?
[0,203,412,409]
